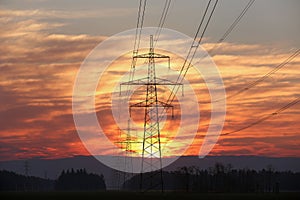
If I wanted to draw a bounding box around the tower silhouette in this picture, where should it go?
[121,35,182,192]
[115,119,140,189]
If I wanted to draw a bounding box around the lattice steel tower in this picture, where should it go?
[121,35,182,192]
[115,119,139,189]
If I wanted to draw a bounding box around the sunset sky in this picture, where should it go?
[1,0,300,161]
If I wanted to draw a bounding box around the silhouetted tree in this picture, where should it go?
[0,170,54,191]
[124,162,300,192]
[55,168,106,191]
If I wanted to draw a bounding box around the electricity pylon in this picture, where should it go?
[121,35,182,192]
[115,119,139,189]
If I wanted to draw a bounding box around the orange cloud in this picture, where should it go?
[0,9,299,161]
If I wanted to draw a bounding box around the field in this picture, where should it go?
[1,191,300,200]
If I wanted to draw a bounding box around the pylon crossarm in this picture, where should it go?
[120,77,148,85]
[115,141,142,144]
[129,100,174,117]
[121,77,182,86]
[155,77,183,85]
[133,52,170,59]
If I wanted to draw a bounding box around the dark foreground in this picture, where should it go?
[1,192,300,200]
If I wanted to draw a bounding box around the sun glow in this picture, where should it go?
[94,48,207,157]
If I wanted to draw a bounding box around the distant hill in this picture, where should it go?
[1,155,299,189]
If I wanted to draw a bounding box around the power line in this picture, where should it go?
[197,48,300,105]
[189,0,255,64]
[208,0,255,55]
[116,0,148,190]
[180,0,218,82]
[154,0,172,47]
[127,0,147,89]
[166,0,219,106]
[225,48,300,101]
[197,96,300,138]
[136,0,147,55]
[219,0,254,43]
[181,0,256,104]
[133,0,147,58]
[221,96,300,136]
[152,0,255,108]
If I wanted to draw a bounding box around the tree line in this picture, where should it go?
[0,168,106,191]
[124,163,300,192]
[1,163,300,192]
[55,168,106,191]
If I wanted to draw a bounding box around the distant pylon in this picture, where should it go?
[115,119,140,189]
[121,35,182,192]
[24,160,29,176]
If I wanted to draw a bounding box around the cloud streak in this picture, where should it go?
[0,8,299,161]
